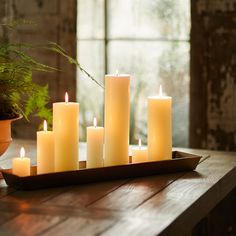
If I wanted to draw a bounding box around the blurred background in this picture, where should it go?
[1,0,235,150]
[77,0,190,146]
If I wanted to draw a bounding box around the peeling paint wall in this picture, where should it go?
[0,0,77,139]
[190,0,236,150]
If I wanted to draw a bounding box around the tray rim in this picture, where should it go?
[1,150,202,180]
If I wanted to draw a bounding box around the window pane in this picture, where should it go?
[108,0,190,40]
[77,41,105,140]
[77,0,191,146]
[77,0,105,39]
[108,41,189,146]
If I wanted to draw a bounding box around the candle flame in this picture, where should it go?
[65,92,69,103]
[138,138,142,149]
[43,120,47,132]
[116,69,119,76]
[93,117,97,128]
[159,85,163,97]
[20,147,25,158]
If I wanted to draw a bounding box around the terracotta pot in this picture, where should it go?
[0,115,22,156]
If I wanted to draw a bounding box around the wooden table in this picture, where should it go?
[0,140,235,236]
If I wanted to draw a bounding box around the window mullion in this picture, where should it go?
[104,0,108,74]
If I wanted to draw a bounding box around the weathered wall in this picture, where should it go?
[0,0,77,139]
[0,0,9,43]
[190,0,236,150]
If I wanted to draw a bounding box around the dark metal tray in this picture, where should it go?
[1,151,201,190]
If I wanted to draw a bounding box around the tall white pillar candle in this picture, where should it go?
[87,117,104,168]
[53,92,79,172]
[148,85,172,161]
[37,120,54,174]
[104,73,130,166]
[12,147,31,176]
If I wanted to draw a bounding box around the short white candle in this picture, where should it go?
[37,120,54,174]
[148,85,172,161]
[53,92,79,172]
[87,117,104,168]
[12,147,31,176]
[132,139,148,163]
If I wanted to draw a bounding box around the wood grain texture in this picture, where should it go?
[0,140,235,236]
[1,186,73,204]
[129,153,236,235]
[89,173,183,211]
[100,217,170,236]
[0,213,66,236]
[42,217,114,236]
[44,179,128,208]
[0,199,125,221]
[0,212,18,226]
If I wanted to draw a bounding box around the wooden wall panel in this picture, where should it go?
[0,0,77,139]
[190,0,236,150]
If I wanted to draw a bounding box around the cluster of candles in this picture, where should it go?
[12,73,172,177]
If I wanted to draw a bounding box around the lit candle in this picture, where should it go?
[132,139,148,163]
[12,147,31,176]
[148,85,172,161]
[53,92,79,172]
[86,117,104,168]
[104,71,130,166]
[37,120,54,174]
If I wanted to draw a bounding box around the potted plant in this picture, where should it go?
[0,21,103,156]
[0,42,55,155]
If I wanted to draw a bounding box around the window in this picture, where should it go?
[77,0,190,146]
